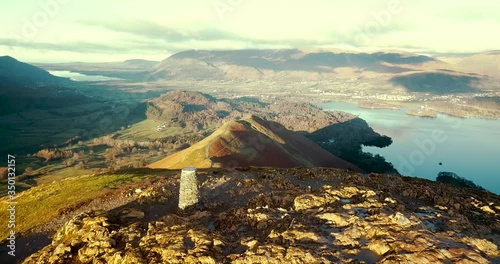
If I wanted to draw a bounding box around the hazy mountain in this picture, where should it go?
[371,51,436,64]
[144,49,500,95]
[149,115,360,170]
[456,50,500,77]
[390,72,481,94]
[121,59,160,68]
[35,59,160,81]
[36,59,159,71]
[150,49,442,81]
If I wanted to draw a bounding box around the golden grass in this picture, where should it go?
[118,119,185,140]
[34,167,90,185]
[149,120,234,169]
[0,173,147,242]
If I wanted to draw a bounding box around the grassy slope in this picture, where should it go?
[149,120,233,169]
[0,172,152,242]
[118,119,186,140]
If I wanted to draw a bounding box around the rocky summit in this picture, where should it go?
[23,167,499,263]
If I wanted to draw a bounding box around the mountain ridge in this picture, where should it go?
[0,55,68,85]
[145,49,498,96]
[149,115,360,171]
[150,49,438,81]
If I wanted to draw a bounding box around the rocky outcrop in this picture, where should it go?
[23,167,500,263]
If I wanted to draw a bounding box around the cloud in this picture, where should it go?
[2,0,500,62]
[79,19,242,43]
[0,38,134,53]
[75,19,361,53]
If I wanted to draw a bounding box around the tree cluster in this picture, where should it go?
[436,172,485,191]
[34,148,74,161]
[145,90,358,134]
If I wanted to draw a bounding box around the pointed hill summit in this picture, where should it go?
[149,115,360,171]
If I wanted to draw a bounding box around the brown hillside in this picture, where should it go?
[149,116,359,171]
[150,49,441,81]
[456,51,500,78]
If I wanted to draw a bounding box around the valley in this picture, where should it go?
[2,1,500,262]
[3,48,500,199]
[1,49,499,263]
[38,49,500,119]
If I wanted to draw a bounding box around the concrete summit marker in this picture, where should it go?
[178,167,199,210]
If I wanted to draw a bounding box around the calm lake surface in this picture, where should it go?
[49,70,124,82]
[319,101,500,194]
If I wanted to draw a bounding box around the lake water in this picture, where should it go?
[319,101,500,194]
[49,70,124,82]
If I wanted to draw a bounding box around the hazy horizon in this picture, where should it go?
[1,1,500,63]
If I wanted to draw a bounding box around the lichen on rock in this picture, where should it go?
[22,167,500,263]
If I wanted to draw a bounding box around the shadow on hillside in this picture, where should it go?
[0,88,149,158]
[372,52,435,64]
[308,118,380,145]
[170,50,419,74]
[390,72,481,94]
[305,118,396,174]
[233,97,270,108]
[0,234,51,264]
[201,116,396,174]
[202,117,368,171]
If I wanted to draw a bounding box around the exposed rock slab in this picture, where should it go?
[23,168,500,263]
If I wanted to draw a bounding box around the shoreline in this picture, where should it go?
[318,99,499,120]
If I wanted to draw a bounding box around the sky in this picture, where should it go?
[1,0,499,62]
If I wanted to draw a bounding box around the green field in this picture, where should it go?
[118,119,185,140]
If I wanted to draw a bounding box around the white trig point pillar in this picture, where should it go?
[178,167,199,210]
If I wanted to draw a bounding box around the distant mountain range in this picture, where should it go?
[456,50,500,78]
[31,49,500,95]
[142,49,498,94]
[34,59,160,81]
[150,115,360,171]
[148,49,433,81]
